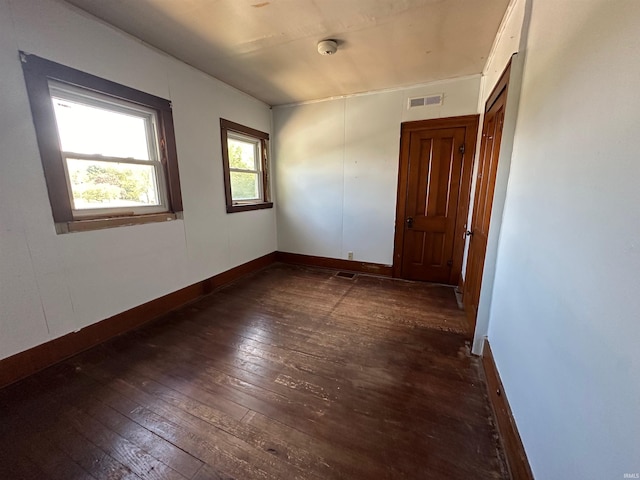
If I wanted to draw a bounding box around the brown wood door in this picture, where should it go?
[463,67,510,325]
[393,116,478,285]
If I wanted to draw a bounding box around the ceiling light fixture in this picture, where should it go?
[317,39,338,56]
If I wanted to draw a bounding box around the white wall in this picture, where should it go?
[0,0,276,361]
[487,0,640,477]
[480,0,527,106]
[273,76,481,265]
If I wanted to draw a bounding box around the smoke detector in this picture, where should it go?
[317,39,338,56]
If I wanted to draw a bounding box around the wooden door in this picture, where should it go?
[463,66,510,325]
[393,116,478,285]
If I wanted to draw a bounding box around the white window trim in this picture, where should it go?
[227,131,263,204]
[48,81,170,219]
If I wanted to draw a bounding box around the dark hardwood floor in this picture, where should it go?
[0,263,507,479]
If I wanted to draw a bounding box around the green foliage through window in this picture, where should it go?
[68,161,158,207]
[228,142,259,201]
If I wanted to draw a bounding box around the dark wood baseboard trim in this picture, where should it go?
[275,251,392,277]
[0,252,276,389]
[482,339,534,480]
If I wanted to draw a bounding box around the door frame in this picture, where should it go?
[392,115,479,284]
[463,60,512,331]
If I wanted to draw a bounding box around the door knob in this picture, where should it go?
[406,217,414,228]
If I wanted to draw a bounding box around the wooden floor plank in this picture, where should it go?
[74,364,313,480]
[106,328,494,460]
[80,397,204,478]
[135,313,490,441]
[3,373,161,480]
[0,389,106,480]
[0,263,507,479]
[85,357,375,480]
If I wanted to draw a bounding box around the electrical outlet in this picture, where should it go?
[348,251,354,260]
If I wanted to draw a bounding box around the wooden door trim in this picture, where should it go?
[486,61,512,113]
[462,60,512,328]
[392,115,479,283]
[486,62,512,113]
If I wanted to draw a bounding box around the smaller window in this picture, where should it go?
[220,119,272,213]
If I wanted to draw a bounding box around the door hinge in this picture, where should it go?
[459,143,465,154]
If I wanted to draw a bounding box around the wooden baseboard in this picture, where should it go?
[482,339,534,480]
[275,251,392,276]
[0,252,276,389]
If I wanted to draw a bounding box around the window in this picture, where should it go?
[220,119,272,213]
[20,52,183,233]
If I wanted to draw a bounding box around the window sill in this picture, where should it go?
[226,202,273,213]
[56,212,181,234]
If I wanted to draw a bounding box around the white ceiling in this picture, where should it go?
[64,0,510,106]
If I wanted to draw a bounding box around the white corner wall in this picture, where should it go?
[0,0,276,361]
[273,76,481,264]
[469,0,529,353]
[480,0,527,106]
[487,0,640,477]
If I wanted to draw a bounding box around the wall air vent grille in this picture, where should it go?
[408,94,443,109]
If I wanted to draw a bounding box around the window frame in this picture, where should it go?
[49,81,170,219]
[226,131,263,203]
[220,118,272,213]
[20,52,183,232]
